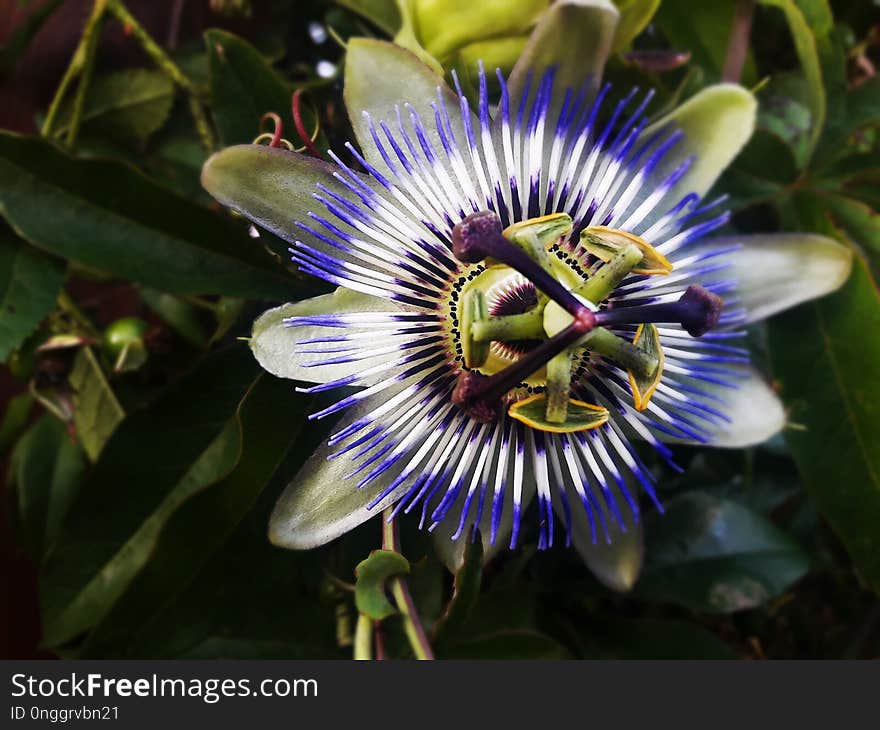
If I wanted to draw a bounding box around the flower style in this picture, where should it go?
[202,5,851,582]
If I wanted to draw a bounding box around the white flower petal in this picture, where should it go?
[344,38,478,179]
[251,289,406,385]
[711,233,853,324]
[658,366,786,448]
[268,404,409,550]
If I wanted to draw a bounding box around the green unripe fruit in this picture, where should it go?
[102,317,148,358]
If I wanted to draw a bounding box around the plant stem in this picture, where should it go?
[105,0,215,151]
[167,0,185,50]
[57,291,101,339]
[373,622,387,660]
[722,0,755,83]
[41,0,109,139]
[381,509,436,660]
[65,1,108,147]
[353,614,373,660]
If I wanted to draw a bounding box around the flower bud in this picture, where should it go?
[397,0,549,82]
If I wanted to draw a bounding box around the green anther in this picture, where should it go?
[628,324,665,411]
[471,310,545,342]
[580,328,658,379]
[545,351,573,423]
[461,288,490,368]
[575,242,643,304]
[580,227,673,276]
[500,213,573,276]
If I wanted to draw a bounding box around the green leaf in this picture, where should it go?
[612,0,660,52]
[354,549,411,620]
[577,617,738,659]
[335,0,402,35]
[0,391,33,455]
[820,75,880,155]
[756,74,814,169]
[0,227,63,361]
[636,492,811,612]
[52,69,175,142]
[40,346,261,648]
[42,419,242,653]
[9,414,87,562]
[654,0,757,83]
[140,288,208,348]
[768,254,880,594]
[0,132,296,299]
[68,347,124,461]
[825,194,880,281]
[433,536,482,642]
[0,0,63,76]
[77,372,311,657]
[758,0,826,161]
[206,29,305,147]
[71,446,336,659]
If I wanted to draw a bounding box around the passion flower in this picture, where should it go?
[202,32,851,578]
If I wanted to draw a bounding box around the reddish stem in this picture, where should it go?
[259,112,284,148]
[722,0,755,83]
[292,89,323,158]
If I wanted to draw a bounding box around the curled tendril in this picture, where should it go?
[292,89,322,159]
[254,112,294,150]
[252,95,322,158]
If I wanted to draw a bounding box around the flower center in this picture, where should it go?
[448,211,723,431]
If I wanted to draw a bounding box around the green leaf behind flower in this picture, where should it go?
[0,225,63,361]
[636,492,811,612]
[768,254,880,594]
[0,132,296,299]
[39,346,261,648]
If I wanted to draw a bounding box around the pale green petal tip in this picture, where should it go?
[344,37,448,112]
[711,233,854,324]
[201,143,342,244]
[268,406,402,549]
[507,0,619,101]
[250,289,401,385]
[575,518,644,592]
[683,83,758,155]
[713,373,786,448]
[647,83,757,199]
[249,301,305,381]
[201,144,280,210]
